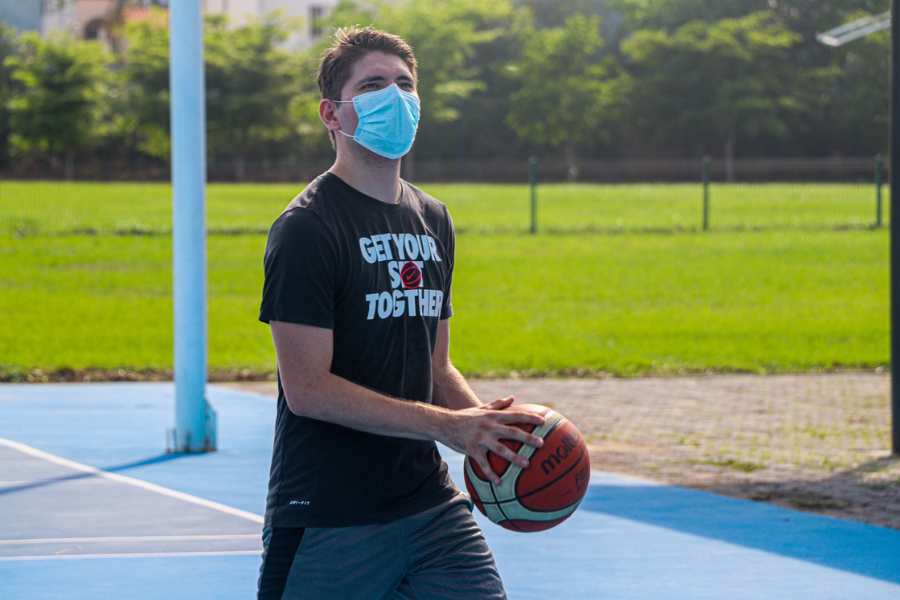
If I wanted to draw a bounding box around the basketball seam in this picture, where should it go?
[502,416,565,483]
[489,475,518,530]
[478,450,589,511]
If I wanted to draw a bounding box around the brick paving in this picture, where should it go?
[225,372,900,529]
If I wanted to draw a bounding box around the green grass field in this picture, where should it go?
[1,180,889,235]
[0,180,889,380]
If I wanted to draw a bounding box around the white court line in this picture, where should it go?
[0,438,264,524]
[0,534,260,546]
[0,550,261,561]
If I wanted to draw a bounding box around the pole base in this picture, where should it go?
[166,403,218,453]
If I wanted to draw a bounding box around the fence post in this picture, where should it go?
[702,156,711,232]
[529,156,539,234]
[876,154,885,228]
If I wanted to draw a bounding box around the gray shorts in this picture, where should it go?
[257,491,507,599]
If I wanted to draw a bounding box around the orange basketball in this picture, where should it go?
[463,403,591,532]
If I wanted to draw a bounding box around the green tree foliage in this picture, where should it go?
[422,3,534,162]
[286,43,335,160]
[117,11,303,176]
[506,14,623,177]
[0,0,893,178]
[204,14,300,180]
[775,5,890,155]
[0,22,19,169]
[609,0,770,30]
[119,13,170,161]
[608,1,888,160]
[619,11,800,171]
[5,32,111,178]
[826,19,889,154]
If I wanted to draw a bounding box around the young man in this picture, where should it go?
[256,26,545,599]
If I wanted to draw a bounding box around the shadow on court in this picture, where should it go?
[580,482,900,585]
[0,453,182,497]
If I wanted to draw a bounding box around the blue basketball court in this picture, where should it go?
[1,382,899,599]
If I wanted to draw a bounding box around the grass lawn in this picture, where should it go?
[0,180,888,380]
[1,180,888,235]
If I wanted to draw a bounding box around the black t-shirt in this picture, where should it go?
[258,171,460,527]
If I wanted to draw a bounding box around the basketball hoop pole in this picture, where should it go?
[168,0,217,453]
[892,0,900,455]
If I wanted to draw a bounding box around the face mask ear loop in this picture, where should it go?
[330,98,355,140]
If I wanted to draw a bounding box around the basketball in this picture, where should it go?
[463,403,591,532]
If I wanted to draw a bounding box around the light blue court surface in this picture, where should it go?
[1,384,899,599]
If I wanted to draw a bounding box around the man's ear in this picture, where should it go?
[319,98,339,151]
[319,98,339,132]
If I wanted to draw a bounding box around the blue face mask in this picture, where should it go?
[333,83,421,159]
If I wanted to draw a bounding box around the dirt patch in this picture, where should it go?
[224,372,900,530]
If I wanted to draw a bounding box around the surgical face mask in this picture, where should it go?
[332,83,420,159]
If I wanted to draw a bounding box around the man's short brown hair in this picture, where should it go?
[317,26,418,147]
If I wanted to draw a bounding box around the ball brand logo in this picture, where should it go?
[540,433,577,475]
[400,261,422,289]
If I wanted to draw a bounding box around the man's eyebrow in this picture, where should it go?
[356,74,415,87]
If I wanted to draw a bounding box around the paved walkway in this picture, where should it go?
[230,372,900,529]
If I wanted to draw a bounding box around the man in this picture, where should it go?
[257,26,545,599]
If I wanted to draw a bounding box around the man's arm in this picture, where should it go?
[270,320,544,484]
[431,319,488,410]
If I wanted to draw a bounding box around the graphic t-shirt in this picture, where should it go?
[258,171,460,527]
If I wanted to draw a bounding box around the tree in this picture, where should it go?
[421,2,535,162]
[287,40,336,160]
[506,14,623,179]
[204,14,300,180]
[771,3,890,156]
[619,11,800,177]
[118,11,304,177]
[608,0,770,30]
[5,32,111,178]
[119,12,170,161]
[815,15,889,156]
[0,23,19,170]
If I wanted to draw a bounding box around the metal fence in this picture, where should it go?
[1,155,888,184]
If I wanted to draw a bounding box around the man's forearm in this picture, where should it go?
[433,362,483,410]
[289,373,454,442]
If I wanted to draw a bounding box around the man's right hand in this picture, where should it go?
[439,396,546,485]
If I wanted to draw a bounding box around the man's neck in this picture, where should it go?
[329,152,403,205]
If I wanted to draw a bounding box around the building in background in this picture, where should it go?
[204,0,340,49]
[0,1,165,40]
[0,1,344,49]
[41,0,115,42]
[0,1,44,32]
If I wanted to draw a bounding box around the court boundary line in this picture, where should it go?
[0,550,261,561]
[0,438,264,524]
[0,534,260,546]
